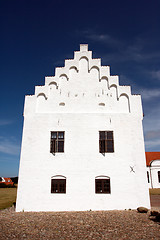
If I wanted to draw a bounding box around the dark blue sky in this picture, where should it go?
[0,0,160,177]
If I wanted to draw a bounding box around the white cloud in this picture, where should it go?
[119,75,160,100]
[150,70,160,81]
[145,130,160,140]
[140,88,160,100]
[76,30,121,47]
[0,120,13,126]
[87,33,115,44]
[77,30,160,64]
[145,138,160,151]
[143,104,160,129]
[0,137,20,156]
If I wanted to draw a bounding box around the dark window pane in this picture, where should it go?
[107,140,114,152]
[106,179,111,193]
[58,132,64,139]
[51,179,55,193]
[55,184,58,192]
[59,182,65,193]
[51,132,57,139]
[99,131,105,140]
[55,141,58,152]
[58,141,64,152]
[50,140,56,153]
[100,140,105,153]
[96,180,102,193]
[107,131,113,140]
[103,181,108,192]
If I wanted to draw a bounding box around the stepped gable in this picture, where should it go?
[25,44,142,115]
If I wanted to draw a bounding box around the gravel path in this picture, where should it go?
[0,207,160,239]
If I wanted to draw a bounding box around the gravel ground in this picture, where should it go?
[0,207,160,240]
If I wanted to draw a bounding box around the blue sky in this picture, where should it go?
[0,0,160,177]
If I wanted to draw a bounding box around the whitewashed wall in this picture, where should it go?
[16,44,150,211]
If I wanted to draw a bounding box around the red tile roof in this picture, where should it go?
[0,177,13,185]
[4,178,13,182]
[145,152,160,166]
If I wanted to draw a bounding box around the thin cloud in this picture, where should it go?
[119,75,138,91]
[144,125,160,151]
[87,33,117,45]
[0,120,13,126]
[53,60,64,67]
[0,137,20,156]
[77,30,160,64]
[119,75,160,100]
[150,70,160,81]
[76,30,121,47]
[145,138,160,151]
[145,130,160,140]
[140,88,160,100]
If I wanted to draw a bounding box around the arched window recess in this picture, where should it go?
[37,93,47,100]
[69,66,78,72]
[59,73,69,81]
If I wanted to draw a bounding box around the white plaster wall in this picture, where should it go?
[16,44,150,211]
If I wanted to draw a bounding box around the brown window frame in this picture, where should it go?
[99,131,114,153]
[50,131,65,153]
[51,179,66,193]
[95,178,111,194]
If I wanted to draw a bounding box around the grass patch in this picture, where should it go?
[149,188,160,195]
[0,188,17,210]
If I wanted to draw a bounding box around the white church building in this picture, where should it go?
[16,44,150,212]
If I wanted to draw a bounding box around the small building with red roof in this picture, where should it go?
[146,152,160,188]
[0,177,14,186]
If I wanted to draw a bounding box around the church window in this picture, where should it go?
[95,177,111,194]
[51,179,66,193]
[50,131,65,153]
[99,131,114,153]
[158,171,160,183]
